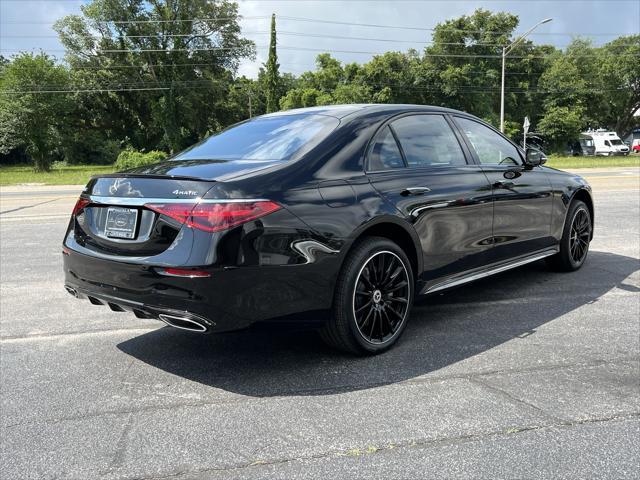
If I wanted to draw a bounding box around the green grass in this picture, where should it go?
[1,155,639,186]
[545,155,640,169]
[0,164,114,186]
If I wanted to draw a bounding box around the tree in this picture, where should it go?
[2,5,634,167]
[279,54,373,109]
[537,105,586,150]
[536,36,640,147]
[594,35,640,138]
[362,51,420,104]
[54,0,255,153]
[409,8,557,137]
[264,13,280,113]
[0,53,71,171]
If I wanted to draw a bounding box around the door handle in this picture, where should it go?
[401,187,431,196]
[493,180,515,189]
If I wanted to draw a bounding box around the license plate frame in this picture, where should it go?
[104,207,139,240]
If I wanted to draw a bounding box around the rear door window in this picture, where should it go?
[390,115,467,168]
[367,126,405,170]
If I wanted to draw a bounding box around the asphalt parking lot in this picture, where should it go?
[1,168,639,479]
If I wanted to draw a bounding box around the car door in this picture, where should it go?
[366,113,494,289]
[453,116,554,262]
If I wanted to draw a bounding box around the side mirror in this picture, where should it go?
[525,147,547,167]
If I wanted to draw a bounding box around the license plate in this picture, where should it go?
[105,207,138,239]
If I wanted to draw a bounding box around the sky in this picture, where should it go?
[1,0,638,78]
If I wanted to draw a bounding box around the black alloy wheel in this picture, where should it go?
[320,236,414,355]
[547,200,592,272]
[569,208,591,265]
[353,251,410,344]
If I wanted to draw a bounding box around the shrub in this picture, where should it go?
[114,149,168,171]
[62,131,121,165]
[51,160,68,169]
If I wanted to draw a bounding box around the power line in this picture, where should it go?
[0,15,270,25]
[2,86,173,94]
[64,62,551,75]
[1,13,634,38]
[74,65,550,75]
[4,30,637,48]
[276,15,629,37]
[1,0,631,1]
[3,77,631,95]
[2,33,254,39]
[270,31,639,47]
[3,45,637,58]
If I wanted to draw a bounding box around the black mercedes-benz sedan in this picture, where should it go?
[63,104,594,354]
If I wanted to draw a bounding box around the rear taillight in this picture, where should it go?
[144,201,281,233]
[72,197,90,215]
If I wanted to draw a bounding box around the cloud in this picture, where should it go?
[0,0,84,60]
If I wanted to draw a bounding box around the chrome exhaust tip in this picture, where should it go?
[158,313,210,333]
[64,286,78,297]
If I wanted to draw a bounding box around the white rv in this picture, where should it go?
[582,130,630,156]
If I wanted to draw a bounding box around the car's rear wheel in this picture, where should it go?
[547,200,592,272]
[320,237,414,355]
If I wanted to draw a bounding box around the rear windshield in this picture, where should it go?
[172,114,339,162]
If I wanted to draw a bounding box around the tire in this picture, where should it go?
[546,200,592,272]
[320,236,414,355]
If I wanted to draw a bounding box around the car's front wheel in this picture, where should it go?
[547,199,592,272]
[320,237,414,355]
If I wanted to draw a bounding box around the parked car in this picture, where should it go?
[63,105,594,354]
[632,139,640,153]
[566,136,596,156]
[521,134,547,152]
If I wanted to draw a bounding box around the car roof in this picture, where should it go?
[261,104,468,120]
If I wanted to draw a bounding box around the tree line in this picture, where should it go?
[0,0,638,171]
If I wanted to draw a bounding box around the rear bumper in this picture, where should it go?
[63,285,215,332]
[63,245,340,333]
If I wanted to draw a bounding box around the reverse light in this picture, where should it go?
[144,201,282,233]
[72,197,90,215]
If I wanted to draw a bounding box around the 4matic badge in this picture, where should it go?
[172,189,200,196]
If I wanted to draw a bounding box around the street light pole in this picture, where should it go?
[499,18,553,133]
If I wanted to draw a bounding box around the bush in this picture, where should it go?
[62,131,121,165]
[114,149,168,171]
[51,160,68,169]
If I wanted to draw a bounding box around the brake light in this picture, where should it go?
[145,201,281,233]
[72,197,90,215]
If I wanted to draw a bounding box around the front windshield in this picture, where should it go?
[173,114,339,162]
[610,139,623,145]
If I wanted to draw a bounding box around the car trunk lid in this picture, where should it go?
[72,175,216,256]
[71,158,284,257]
